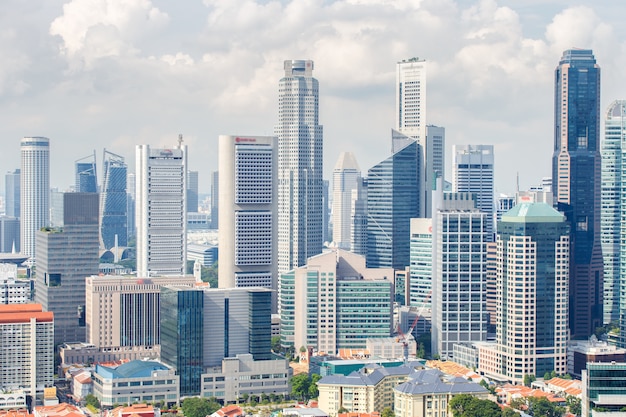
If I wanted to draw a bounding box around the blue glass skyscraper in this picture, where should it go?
[366,130,419,269]
[100,150,128,249]
[552,49,603,338]
[75,152,97,193]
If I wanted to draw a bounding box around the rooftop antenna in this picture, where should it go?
[177,134,184,149]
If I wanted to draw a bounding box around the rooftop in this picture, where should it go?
[95,360,170,379]
[501,202,564,223]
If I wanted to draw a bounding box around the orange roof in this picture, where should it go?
[107,404,155,417]
[213,405,244,417]
[338,413,380,417]
[0,304,53,324]
[0,410,33,417]
[34,403,83,417]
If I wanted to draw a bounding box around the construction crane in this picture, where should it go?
[395,291,432,362]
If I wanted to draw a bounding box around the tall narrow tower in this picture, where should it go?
[75,151,97,193]
[20,137,49,259]
[275,60,323,274]
[5,169,20,219]
[136,143,187,277]
[100,149,128,249]
[552,49,603,338]
[332,152,360,250]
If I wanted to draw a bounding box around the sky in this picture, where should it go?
[1,0,626,195]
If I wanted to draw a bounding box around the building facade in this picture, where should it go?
[280,249,393,353]
[5,169,20,219]
[187,170,198,213]
[0,216,20,253]
[431,186,488,359]
[75,153,97,193]
[332,152,361,250]
[275,59,323,275]
[366,131,419,269]
[217,135,277,299]
[452,144,495,240]
[136,144,187,277]
[601,100,625,326]
[0,263,30,304]
[552,49,603,338]
[100,149,128,250]
[85,275,196,348]
[20,137,49,259]
[0,304,54,401]
[582,362,626,416]
[35,193,100,345]
[495,203,569,383]
[409,218,432,308]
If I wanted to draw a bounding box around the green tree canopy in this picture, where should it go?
[381,407,394,417]
[182,397,221,417]
[449,394,500,417]
[291,373,311,401]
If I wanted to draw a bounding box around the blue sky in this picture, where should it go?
[1,0,625,195]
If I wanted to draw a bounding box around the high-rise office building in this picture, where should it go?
[0,216,20,253]
[210,171,219,229]
[275,59,323,274]
[323,179,330,243]
[85,275,196,348]
[396,59,444,218]
[350,177,368,256]
[217,135,277,301]
[0,304,54,401]
[552,49,603,338]
[409,217,432,308]
[601,100,625,326]
[20,137,49,259]
[100,149,128,249]
[126,172,136,240]
[396,58,426,139]
[279,249,393,353]
[366,130,419,269]
[75,152,98,193]
[187,170,198,213]
[136,144,187,277]
[35,193,99,345]
[431,185,488,359]
[495,203,569,383]
[452,144,495,239]
[160,286,273,396]
[332,152,361,249]
[5,169,20,218]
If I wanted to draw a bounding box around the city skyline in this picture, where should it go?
[1,1,626,195]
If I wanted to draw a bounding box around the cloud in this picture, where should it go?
[545,6,613,53]
[50,0,169,67]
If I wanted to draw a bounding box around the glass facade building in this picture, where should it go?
[582,362,626,416]
[75,154,97,193]
[366,131,419,269]
[160,286,204,397]
[409,218,432,308]
[496,203,569,382]
[100,150,128,249]
[552,49,603,338]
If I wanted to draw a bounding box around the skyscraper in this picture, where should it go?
[431,185,488,359]
[100,149,128,249]
[350,177,368,256]
[601,100,625,325]
[552,49,603,338]
[187,170,198,213]
[136,143,187,277]
[366,130,419,269]
[5,169,20,218]
[496,203,569,382]
[332,152,361,249]
[452,144,495,239]
[35,193,100,345]
[20,137,49,259]
[75,152,98,193]
[275,59,323,274]
[210,171,219,229]
[396,58,426,139]
[217,135,277,303]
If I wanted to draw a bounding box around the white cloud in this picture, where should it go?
[50,0,169,66]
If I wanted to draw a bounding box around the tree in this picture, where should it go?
[381,407,394,417]
[181,397,220,417]
[449,394,500,417]
[502,408,519,417]
[523,374,536,387]
[337,407,349,414]
[290,373,311,401]
[272,336,281,353]
[526,397,562,417]
[309,374,322,399]
[567,396,581,417]
[85,394,100,409]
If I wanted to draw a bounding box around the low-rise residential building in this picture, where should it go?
[0,391,27,410]
[317,362,423,417]
[92,360,179,407]
[209,405,244,417]
[71,372,92,402]
[33,404,84,417]
[393,369,489,417]
[0,410,32,417]
[105,404,159,417]
[200,354,291,403]
[282,408,329,417]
